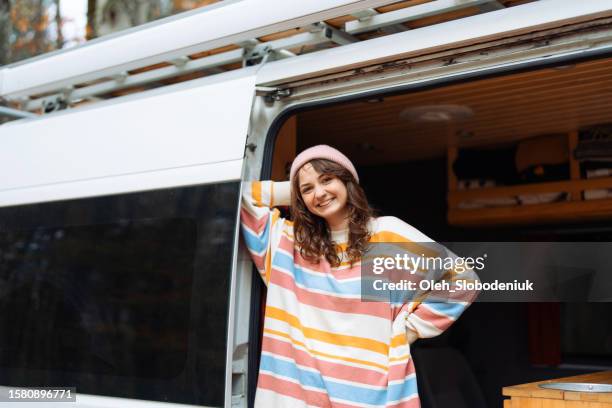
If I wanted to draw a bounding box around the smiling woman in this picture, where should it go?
[289,149,374,269]
[240,144,480,408]
[296,163,349,229]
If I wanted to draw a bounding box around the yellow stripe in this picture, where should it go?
[263,209,280,285]
[390,333,407,348]
[264,249,271,285]
[389,354,411,363]
[252,181,262,207]
[266,306,389,355]
[264,328,388,371]
[270,182,275,207]
[271,208,280,227]
[370,232,439,258]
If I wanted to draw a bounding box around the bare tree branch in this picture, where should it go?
[0,0,11,65]
[32,0,46,54]
[86,0,97,40]
[54,0,63,49]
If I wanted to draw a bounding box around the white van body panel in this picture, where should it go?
[256,0,612,86]
[0,160,242,208]
[0,70,256,207]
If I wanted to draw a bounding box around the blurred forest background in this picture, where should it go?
[0,0,220,65]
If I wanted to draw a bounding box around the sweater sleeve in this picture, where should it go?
[240,180,291,286]
[402,245,480,341]
[380,217,480,342]
[404,251,479,341]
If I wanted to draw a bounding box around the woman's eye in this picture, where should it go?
[322,177,332,184]
[301,187,312,194]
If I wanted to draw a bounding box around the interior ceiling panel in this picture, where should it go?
[297,57,612,165]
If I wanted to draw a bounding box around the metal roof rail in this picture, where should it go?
[0,0,399,103]
[5,0,605,117]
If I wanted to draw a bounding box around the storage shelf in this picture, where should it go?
[447,130,612,227]
[449,197,612,226]
[449,176,612,207]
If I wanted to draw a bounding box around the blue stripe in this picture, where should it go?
[260,354,418,405]
[388,378,418,402]
[273,251,362,295]
[422,301,466,319]
[361,276,419,304]
[241,217,271,254]
[389,289,418,305]
[260,354,325,390]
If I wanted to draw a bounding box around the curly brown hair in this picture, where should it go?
[291,158,375,267]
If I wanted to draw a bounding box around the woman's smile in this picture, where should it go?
[317,197,334,208]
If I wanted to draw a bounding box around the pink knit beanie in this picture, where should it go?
[290,145,359,183]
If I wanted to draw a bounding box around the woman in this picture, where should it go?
[241,145,478,408]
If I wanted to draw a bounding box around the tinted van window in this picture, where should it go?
[0,182,240,406]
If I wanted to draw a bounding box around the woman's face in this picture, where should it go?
[297,162,348,225]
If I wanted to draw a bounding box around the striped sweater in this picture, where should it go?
[241,180,476,408]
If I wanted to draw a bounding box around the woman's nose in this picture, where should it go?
[314,184,327,198]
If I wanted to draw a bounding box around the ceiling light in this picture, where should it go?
[400,104,474,122]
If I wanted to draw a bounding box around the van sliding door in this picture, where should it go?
[0,70,256,407]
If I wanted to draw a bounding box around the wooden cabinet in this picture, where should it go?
[503,371,612,407]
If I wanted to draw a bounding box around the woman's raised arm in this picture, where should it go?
[240,181,291,286]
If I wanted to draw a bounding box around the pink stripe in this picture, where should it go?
[269,268,390,319]
[278,235,364,280]
[391,304,410,320]
[240,207,268,235]
[262,336,388,387]
[413,305,455,331]
[387,395,421,408]
[388,358,416,382]
[448,281,480,302]
[297,260,361,280]
[258,372,332,407]
[278,233,294,252]
[246,252,265,273]
[416,285,478,303]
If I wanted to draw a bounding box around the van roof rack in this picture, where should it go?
[1,0,518,115]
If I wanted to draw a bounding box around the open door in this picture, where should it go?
[0,71,256,408]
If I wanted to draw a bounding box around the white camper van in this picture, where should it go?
[1,1,612,407]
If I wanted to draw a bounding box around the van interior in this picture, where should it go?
[258,54,612,407]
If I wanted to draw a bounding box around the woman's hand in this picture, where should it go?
[406,328,418,345]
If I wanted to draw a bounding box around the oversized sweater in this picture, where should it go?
[240,181,477,408]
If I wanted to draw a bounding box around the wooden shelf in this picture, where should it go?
[447,131,612,227]
[449,177,612,208]
[449,197,612,226]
